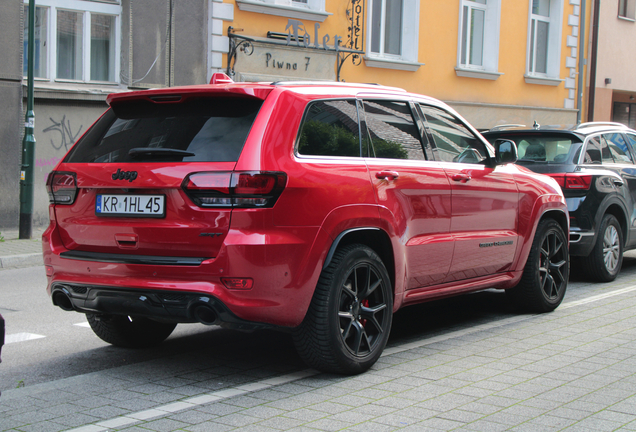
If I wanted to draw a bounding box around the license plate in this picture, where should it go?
[96,194,165,217]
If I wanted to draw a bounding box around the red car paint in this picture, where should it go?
[42,78,568,371]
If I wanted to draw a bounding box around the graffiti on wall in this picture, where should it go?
[43,115,84,152]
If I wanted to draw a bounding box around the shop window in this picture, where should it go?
[365,0,420,70]
[23,0,121,83]
[526,0,563,84]
[619,0,636,19]
[456,0,502,79]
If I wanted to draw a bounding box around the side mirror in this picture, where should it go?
[494,139,518,164]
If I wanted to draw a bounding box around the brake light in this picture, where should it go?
[548,173,592,190]
[183,171,287,208]
[46,172,78,204]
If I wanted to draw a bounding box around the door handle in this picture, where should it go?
[451,173,472,182]
[376,171,399,181]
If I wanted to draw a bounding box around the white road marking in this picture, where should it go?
[559,284,636,309]
[73,322,90,328]
[5,333,45,344]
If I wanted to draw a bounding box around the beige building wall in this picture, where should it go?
[591,0,636,123]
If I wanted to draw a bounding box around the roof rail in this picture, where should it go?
[488,124,526,131]
[576,122,628,129]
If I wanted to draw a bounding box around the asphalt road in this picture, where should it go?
[2,253,634,395]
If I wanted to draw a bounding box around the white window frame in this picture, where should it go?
[455,0,502,80]
[364,0,421,71]
[619,0,636,20]
[525,0,563,85]
[23,0,121,84]
[235,0,331,22]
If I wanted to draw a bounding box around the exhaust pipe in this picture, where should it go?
[52,290,75,311]
[192,304,218,325]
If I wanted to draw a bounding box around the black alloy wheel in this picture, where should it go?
[293,244,393,374]
[86,313,177,348]
[507,219,568,312]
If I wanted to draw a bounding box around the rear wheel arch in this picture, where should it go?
[324,228,396,294]
[540,209,569,238]
[602,203,628,245]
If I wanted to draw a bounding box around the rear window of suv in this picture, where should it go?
[65,97,263,163]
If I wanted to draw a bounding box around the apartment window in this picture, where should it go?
[23,5,48,78]
[527,0,563,80]
[370,0,403,56]
[366,0,419,68]
[457,0,501,77]
[619,0,636,19]
[234,0,329,22]
[23,0,121,83]
[460,0,486,67]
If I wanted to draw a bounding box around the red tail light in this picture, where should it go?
[183,171,287,208]
[46,172,78,204]
[221,277,254,290]
[548,173,592,190]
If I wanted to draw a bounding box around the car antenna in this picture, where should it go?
[533,120,540,129]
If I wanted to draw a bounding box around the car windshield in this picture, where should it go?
[485,134,583,164]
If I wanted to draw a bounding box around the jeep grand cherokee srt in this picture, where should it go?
[43,75,569,374]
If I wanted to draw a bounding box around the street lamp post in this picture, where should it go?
[19,0,36,239]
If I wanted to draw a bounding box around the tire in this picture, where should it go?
[293,244,393,375]
[507,219,568,313]
[86,314,177,348]
[583,214,623,282]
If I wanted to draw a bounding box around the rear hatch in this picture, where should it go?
[49,90,266,259]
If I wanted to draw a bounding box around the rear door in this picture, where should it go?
[361,99,453,288]
[418,104,520,282]
[52,94,264,259]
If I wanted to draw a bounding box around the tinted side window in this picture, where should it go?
[297,100,361,157]
[605,133,634,164]
[361,100,425,160]
[419,105,487,163]
[584,136,613,164]
[627,133,636,156]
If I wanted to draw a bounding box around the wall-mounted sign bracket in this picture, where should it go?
[227,27,255,78]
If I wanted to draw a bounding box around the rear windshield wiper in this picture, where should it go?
[128,148,196,158]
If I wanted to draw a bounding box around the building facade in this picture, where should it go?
[1,0,592,232]
[587,0,636,126]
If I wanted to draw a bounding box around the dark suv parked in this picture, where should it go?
[484,122,636,282]
[43,75,569,374]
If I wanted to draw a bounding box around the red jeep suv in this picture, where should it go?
[43,75,569,374]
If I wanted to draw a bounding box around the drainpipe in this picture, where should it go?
[587,0,601,122]
[576,0,587,124]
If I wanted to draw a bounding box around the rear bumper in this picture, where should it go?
[50,283,274,330]
[42,222,324,328]
[569,229,595,257]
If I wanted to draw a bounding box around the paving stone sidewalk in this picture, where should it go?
[2,272,636,431]
[0,228,45,269]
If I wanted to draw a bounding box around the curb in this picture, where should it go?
[0,253,43,269]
